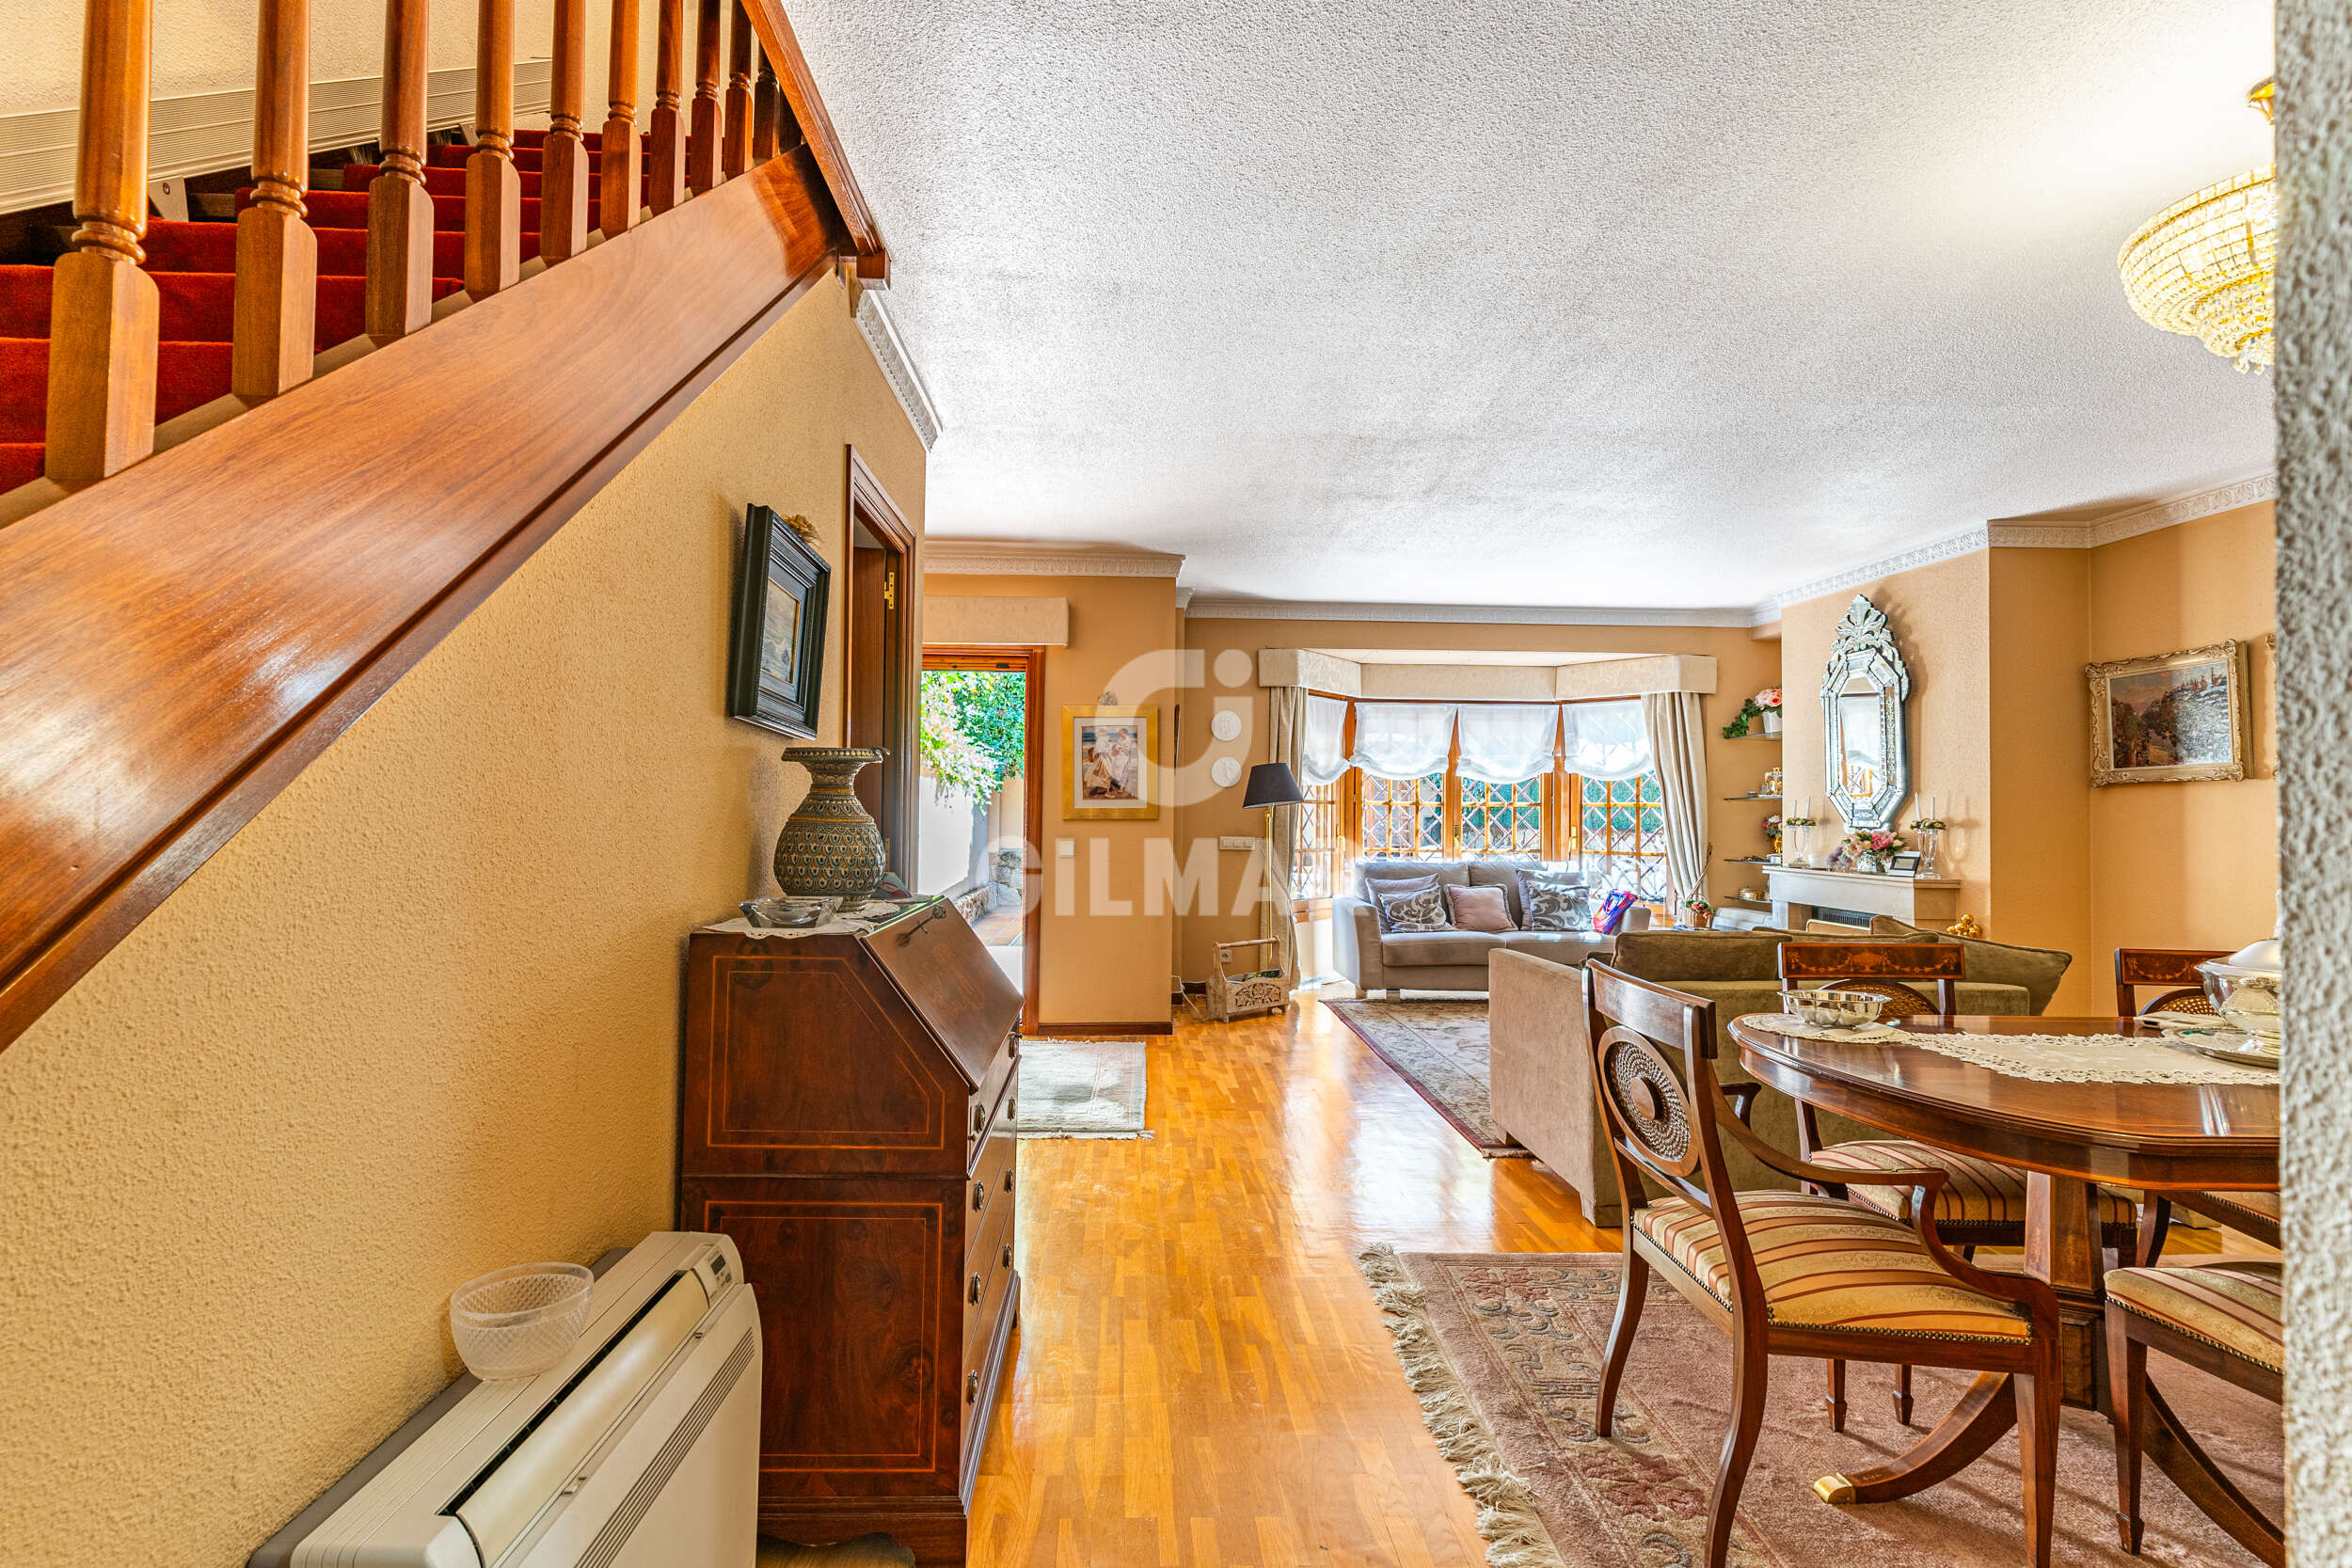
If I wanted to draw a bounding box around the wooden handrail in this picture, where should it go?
[45,0,158,488]
[753,48,780,163]
[465,0,523,296]
[723,1,754,179]
[648,0,688,214]
[231,0,315,399]
[689,0,723,194]
[365,0,435,339]
[739,0,887,282]
[0,159,835,1057]
[540,0,591,262]
[599,0,643,237]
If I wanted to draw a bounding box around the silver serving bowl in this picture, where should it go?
[1778,989,1888,1028]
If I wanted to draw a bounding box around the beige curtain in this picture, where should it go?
[1640,692,1711,909]
[1263,686,1306,986]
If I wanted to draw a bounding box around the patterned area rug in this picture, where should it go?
[1016,1037,1150,1137]
[1359,1248,2281,1568]
[1323,999,1527,1157]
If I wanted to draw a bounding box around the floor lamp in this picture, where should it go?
[1244,762,1307,983]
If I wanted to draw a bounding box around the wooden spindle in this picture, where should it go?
[464,0,520,296]
[751,47,779,163]
[540,0,590,263]
[722,0,752,179]
[598,0,642,237]
[365,0,434,340]
[45,0,159,488]
[232,0,315,400]
[688,0,722,193]
[646,0,686,213]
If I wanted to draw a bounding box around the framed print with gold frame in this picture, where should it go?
[1063,705,1159,820]
[2086,640,2249,786]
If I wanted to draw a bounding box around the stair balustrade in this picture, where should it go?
[723,1,754,180]
[649,0,690,214]
[542,0,593,262]
[598,0,643,237]
[690,0,724,195]
[365,0,435,339]
[466,0,523,296]
[231,0,314,399]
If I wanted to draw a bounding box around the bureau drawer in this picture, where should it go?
[962,1120,1016,1261]
[965,1038,1018,1170]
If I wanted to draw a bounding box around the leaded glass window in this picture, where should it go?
[1458,776,1544,859]
[1359,771,1446,860]
[1293,779,1343,898]
[1572,770,1668,899]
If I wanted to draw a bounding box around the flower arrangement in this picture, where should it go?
[1837,828,1907,872]
[1907,816,1947,833]
[1755,688,1782,711]
[1681,895,1714,928]
[1763,813,1783,850]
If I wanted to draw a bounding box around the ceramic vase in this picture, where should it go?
[1760,709,1782,736]
[774,747,888,903]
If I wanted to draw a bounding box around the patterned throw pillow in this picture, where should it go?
[1363,873,1441,931]
[1376,885,1454,932]
[1518,872,1591,932]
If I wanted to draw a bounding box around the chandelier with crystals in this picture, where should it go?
[2117,79,2276,373]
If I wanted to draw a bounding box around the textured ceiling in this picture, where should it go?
[790,0,2277,610]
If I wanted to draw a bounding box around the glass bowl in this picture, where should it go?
[2198,963,2281,1042]
[450,1262,594,1381]
[1778,990,1889,1028]
[740,895,841,929]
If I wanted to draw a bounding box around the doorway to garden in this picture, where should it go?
[917,646,1043,1030]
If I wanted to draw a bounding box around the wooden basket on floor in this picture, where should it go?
[1205,938,1290,1022]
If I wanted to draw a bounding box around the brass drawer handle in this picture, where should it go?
[1001,1242,1013,1269]
[972,1181,987,1212]
[968,1273,981,1305]
[973,1102,986,1132]
[1002,1168,1014,1194]
[966,1370,980,1404]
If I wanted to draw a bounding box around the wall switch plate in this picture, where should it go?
[1056,838,1075,858]
[1218,835,1258,851]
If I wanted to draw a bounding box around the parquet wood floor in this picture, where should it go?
[762,990,1613,1568]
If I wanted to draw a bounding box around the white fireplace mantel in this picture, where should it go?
[1762,864,1962,928]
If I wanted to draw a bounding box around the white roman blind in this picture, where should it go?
[1454,704,1560,784]
[1563,700,1652,781]
[1347,702,1456,779]
[1298,693,1350,785]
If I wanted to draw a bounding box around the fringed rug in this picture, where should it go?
[1323,999,1527,1156]
[1358,1247,2281,1568]
[1015,1037,1150,1137]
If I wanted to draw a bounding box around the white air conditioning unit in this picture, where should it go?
[251,1232,760,1568]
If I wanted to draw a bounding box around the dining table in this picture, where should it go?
[1726,1011,2280,1561]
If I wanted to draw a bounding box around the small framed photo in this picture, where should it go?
[726,505,830,738]
[1063,705,1159,820]
[2087,641,2249,786]
[1886,851,1922,876]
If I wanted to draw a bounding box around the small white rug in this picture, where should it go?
[1016,1037,1150,1137]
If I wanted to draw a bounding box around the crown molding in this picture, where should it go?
[1184,596,1755,627]
[924,545,1186,578]
[1756,471,2277,618]
[1173,586,1196,610]
[853,293,940,451]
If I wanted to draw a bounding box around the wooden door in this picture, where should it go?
[845,449,916,885]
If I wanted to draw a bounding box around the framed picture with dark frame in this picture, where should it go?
[1885,850,1922,876]
[726,505,831,738]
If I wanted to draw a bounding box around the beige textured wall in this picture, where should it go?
[1779,552,1996,930]
[2086,502,2279,962]
[2277,1,2350,1547]
[1173,617,1783,982]
[919,572,1180,1027]
[1986,548,2096,1011]
[0,270,922,1568]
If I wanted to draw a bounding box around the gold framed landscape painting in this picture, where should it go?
[2086,640,2249,786]
[1063,705,1159,819]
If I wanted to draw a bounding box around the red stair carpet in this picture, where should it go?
[0,129,662,494]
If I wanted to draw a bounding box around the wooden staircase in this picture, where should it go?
[0,0,888,1053]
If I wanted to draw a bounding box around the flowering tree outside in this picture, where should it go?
[918,670,1026,801]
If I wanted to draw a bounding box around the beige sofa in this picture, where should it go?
[1489,926,2069,1225]
[1333,858,1650,997]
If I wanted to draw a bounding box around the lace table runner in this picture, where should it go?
[1740,1013,2278,1085]
[702,902,908,941]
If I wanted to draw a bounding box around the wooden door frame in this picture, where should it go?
[922,644,1045,1035]
[846,447,919,885]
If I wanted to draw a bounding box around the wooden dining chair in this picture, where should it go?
[1778,941,2137,1427]
[1584,961,2067,1568]
[2115,947,2228,1017]
[2106,1259,2284,1564]
[2114,948,2276,1251]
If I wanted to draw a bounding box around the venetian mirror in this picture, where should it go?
[1821,594,1911,832]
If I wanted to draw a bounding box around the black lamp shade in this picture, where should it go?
[1242,761,1308,809]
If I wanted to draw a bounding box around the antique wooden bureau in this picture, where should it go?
[679,898,1022,1565]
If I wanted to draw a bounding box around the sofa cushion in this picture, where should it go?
[1869,918,2073,1015]
[1467,859,1542,924]
[1377,885,1453,933]
[1381,931,1507,967]
[1354,858,1469,901]
[1518,870,1592,931]
[1446,883,1516,932]
[1363,872,1441,930]
[1608,927,1801,982]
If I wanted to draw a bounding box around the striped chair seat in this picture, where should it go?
[2106,1260,2283,1373]
[1634,1190,2033,1342]
[1809,1140,2136,1238]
